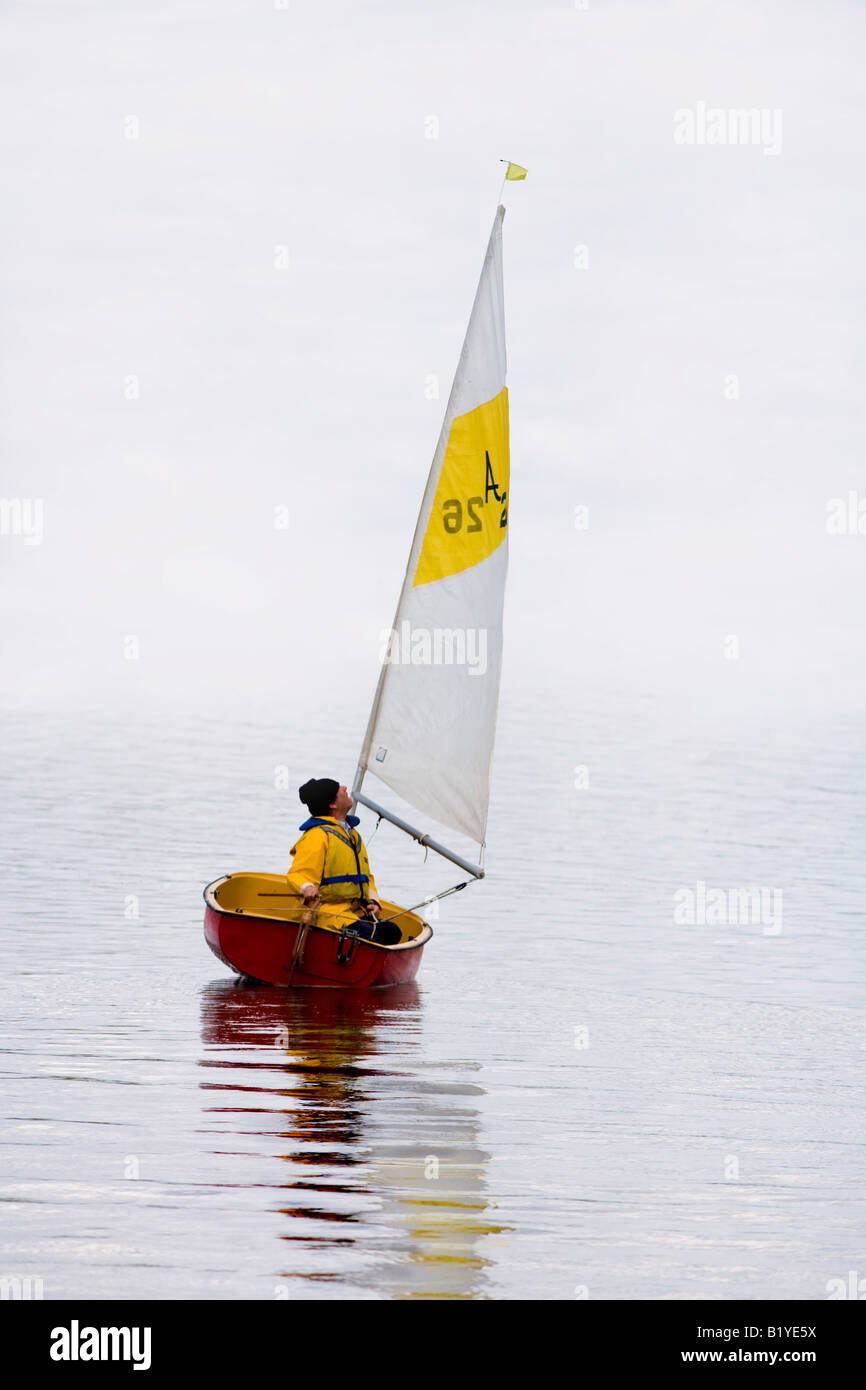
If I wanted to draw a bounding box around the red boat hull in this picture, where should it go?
[203,877,431,989]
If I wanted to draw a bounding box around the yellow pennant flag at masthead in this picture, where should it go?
[505,162,528,180]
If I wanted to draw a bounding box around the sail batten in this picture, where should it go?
[355,206,509,850]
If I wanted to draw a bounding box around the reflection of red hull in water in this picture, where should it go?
[203,874,432,989]
[200,978,422,1049]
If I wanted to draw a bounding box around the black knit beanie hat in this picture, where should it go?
[298,777,340,817]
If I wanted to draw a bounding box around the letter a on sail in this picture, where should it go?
[355,206,509,849]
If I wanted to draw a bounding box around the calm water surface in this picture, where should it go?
[2,690,865,1299]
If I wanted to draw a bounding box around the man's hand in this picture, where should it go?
[300,885,321,905]
[366,899,381,919]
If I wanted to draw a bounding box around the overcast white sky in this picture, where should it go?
[2,0,865,717]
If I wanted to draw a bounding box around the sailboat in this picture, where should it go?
[203,201,511,987]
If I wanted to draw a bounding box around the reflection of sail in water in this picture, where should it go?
[363,1074,498,1300]
[199,983,507,1298]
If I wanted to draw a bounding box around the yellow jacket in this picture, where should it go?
[288,815,379,904]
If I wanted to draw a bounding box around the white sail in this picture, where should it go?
[356,206,509,847]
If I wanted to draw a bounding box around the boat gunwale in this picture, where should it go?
[202,876,433,953]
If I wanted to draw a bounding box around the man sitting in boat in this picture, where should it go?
[289,778,401,945]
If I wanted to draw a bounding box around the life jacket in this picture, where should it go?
[289,814,374,904]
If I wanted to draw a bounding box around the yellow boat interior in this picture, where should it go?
[209,872,429,945]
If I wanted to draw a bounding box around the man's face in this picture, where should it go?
[330,784,352,816]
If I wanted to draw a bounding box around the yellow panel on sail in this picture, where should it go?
[413,387,509,588]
